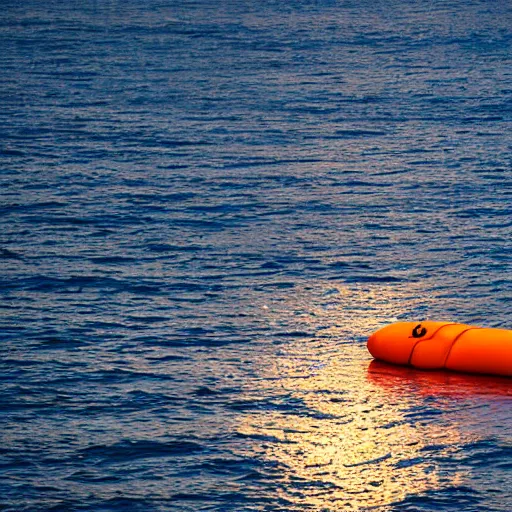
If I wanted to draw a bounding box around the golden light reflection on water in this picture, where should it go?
[239,354,469,508]
[238,283,488,509]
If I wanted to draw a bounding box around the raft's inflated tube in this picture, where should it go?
[367,322,512,377]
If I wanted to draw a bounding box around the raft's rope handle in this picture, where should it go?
[412,324,427,338]
[407,323,460,365]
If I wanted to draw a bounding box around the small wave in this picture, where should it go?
[78,439,204,463]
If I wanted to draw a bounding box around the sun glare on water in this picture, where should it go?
[236,283,508,509]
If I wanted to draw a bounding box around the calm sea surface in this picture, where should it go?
[1,0,511,510]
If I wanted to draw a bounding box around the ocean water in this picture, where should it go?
[1,0,511,510]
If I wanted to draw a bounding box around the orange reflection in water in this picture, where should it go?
[368,360,512,399]
[238,284,510,510]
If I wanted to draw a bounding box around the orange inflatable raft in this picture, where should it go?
[367,321,512,377]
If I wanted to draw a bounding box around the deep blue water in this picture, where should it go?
[1,0,511,510]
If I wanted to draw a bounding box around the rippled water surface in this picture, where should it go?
[1,0,511,510]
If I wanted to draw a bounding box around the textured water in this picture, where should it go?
[1,0,511,510]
